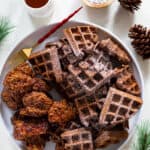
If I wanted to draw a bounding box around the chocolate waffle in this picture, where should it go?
[101,39,131,64]
[116,65,141,96]
[66,121,81,130]
[28,47,62,83]
[64,26,99,56]
[61,128,93,150]
[75,93,105,127]
[67,55,121,94]
[60,48,121,99]
[99,87,143,126]
[60,73,86,99]
[94,130,128,148]
[46,38,83,70]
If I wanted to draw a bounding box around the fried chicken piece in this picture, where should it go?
[14,62,34,77]
[32,78,50,92]
[3,71,34,94]
[23,92,53,108]
[48,100,75,125]
[2,73,51,110]
[25,135,47,150]
[2,61,51,110]
[14,119,48,140]
[20,92,53,117]
[19,107,48,117]
[2,71,34,109]
[1,88,18,110]
[11,111,25,125]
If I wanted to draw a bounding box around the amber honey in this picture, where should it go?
[25,0,49,8]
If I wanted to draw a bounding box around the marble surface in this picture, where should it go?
[0,0,149,149]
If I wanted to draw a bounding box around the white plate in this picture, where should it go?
[0,20,144,150]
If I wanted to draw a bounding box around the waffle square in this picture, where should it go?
[46,38,83,70]
[101,39,131,63]
[64,26,99,57]
[99,87,143,126]
[60,73,86,99]
[28,47,62,83]
[116,65,141,96]
[61,128,93,150]
[68,53,121,94]
[75,93,105,127]
[60,46,122,99]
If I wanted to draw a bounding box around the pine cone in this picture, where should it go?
[119,0,142,12]
[129,24,150,59]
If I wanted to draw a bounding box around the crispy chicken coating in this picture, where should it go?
[14,62,34,77]
[2,61,51,110]
[19,107,48,117]
[11,111,25,125]
[2,71,34,110]
[2,64,50,110]
[32,78,50,92]
[14,119,48,140]
[25,135,47,150]
[48,100,75,125]
[3,71,34,94]
[3,63,50,94]
[20,92,53,117]
[1,88,18,110]
[23,91,52,109]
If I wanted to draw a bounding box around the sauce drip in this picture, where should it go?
[25,0,49,8]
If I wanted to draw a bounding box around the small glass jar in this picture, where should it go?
[24,0,54,18]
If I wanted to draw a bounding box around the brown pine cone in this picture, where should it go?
[119,0,142,12]
[129,24,150,59]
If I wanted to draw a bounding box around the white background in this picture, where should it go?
[0,0,150,149]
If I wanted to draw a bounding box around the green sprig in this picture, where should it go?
[0,17,13,44]
[132,121,150,150]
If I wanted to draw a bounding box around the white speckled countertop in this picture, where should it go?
[0,0,149,149]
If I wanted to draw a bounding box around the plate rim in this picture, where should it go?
[0,20,144,150]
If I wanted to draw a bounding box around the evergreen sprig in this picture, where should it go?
[0,17,13,44]
[132,121,150,150]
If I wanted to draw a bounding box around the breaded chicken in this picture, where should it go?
[25,135,47,150]
[32,78,50,92]
[2,63,50,110]
[1,88,18,110]
[23,91,53,110]
[19,107,48,117]
[20,92,53,117]
[48,100,75,125]
[14,119,48,140]
[14,62,34,77]
[11,111,25,125]
[3,71,34,94]
[2,71,34,110]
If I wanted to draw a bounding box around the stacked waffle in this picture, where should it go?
[2,25,143,150]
